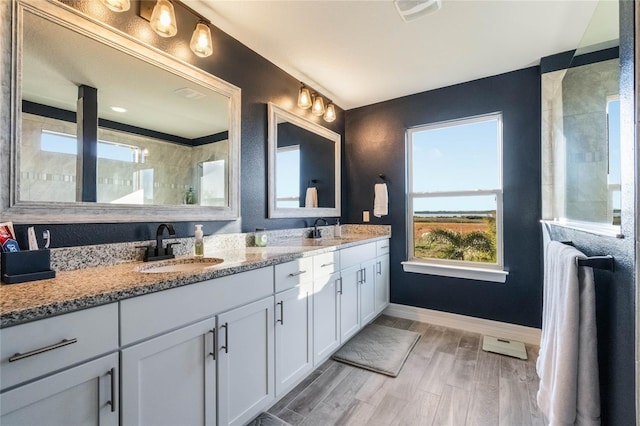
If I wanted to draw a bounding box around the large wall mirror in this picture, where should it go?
[268,103,341,218]
[3,0,241,223]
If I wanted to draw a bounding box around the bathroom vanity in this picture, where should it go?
[0,232,390,426]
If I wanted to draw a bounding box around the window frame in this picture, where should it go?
[403,113,508,283]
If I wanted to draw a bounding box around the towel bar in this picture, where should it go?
[560,241,615,271]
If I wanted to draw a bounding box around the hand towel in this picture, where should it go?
[373,183,388,217]
[537,241,600,426]
[305,187,318,208]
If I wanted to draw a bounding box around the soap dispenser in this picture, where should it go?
[334,219,342,238]
[194,224,204,257]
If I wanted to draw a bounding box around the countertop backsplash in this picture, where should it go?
[49,224,391,271]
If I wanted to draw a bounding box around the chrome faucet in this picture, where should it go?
[309,218,329,239]
[141,223,178,261]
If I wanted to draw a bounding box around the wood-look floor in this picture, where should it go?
[262,315,545,426]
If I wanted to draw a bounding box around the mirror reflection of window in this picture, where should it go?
[276,145,301,208]
[199,160,226,207]
[606,97,621,225]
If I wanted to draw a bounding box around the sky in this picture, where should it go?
[411,117,499,213]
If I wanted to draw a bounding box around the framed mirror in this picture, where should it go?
[3,0,241,223]
[268,102,341,218]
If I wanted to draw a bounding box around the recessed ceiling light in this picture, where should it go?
[111,106,127,113]
[174,87,207,100]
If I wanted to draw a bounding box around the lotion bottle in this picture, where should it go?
[194,224,204,257]
[334,219,342,238]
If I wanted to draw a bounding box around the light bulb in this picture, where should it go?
[190,22,213,57]
[297,86,312,109]
[100,0,130,12]
[323,103,336,122]
[311,96,325,116]
[150,0,177,38]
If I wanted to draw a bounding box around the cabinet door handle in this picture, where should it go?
[363,268,367,283]
[320,262,334,268]
[8,338,78,362]
[288,270,307,277]
[107,367,116,413]
[337,277,343,294]
[220,323,228,353]
[377,261,381,275]
[209,329,216,360]
[277,301,284,325]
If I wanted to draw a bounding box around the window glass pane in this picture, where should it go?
[413,195,497,264]
[412,118,499,192]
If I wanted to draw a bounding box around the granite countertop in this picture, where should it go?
[0,234,388,328]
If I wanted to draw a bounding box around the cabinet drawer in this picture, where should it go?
[0,303,118,391]
[275,257,313,293]
[376,239,390,256]
[120,267,274,346]
[313,252,340,278]
[340,242,376,269]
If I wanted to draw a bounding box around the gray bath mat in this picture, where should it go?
[332,323,420,377]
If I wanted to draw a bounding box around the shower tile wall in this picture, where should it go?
[541,58,619,224]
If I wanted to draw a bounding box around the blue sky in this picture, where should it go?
[411,117,499,213]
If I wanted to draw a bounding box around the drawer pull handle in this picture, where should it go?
[288,270,307,277]
[220,323,229,353]
[380,245,389,249]
[107,367,116,412]
[277,301,284,325]
[320,262,335,268]
[9,338,78,362]
[209,329,216,360]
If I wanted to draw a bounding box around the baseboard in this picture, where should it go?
[384,303,541,345]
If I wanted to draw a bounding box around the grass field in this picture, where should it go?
[413,216,495,262]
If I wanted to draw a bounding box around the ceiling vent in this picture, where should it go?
[394,0,442,22]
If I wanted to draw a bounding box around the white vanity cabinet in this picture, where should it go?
[274,259,314,397]
[217,296,275,426]
[0,304,119,426]
[375,239,391,315]
[312,251,342,365]
[119,267,274,426]
[340,242,378,336]
[120,318,216,426]
[0,353,119,426]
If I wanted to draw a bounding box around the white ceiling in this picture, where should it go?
[187,0,617,110]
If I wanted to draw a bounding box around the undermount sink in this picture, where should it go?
[136,257,223,274]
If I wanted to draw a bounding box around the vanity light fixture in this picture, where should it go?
[99,0,130,12]
[190,21,213,58]
[311,95,325,117]
[149,0,178,38]
[297,85,313,109]
[323,102,336,122]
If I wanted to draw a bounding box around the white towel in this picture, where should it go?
[305,187,318,208]
[537,241,600,426]
[373,183,388,217]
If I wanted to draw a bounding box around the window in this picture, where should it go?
[403,113,508,283]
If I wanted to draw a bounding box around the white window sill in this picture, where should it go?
[402,261,509,283]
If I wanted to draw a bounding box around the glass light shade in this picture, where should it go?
[323,103,336,122]
[297,87,312,109]
[150,0,177,38]
[311,96,325,116]
[100,0,130,12]
[190,23,213,58]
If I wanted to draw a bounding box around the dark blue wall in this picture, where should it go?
[13,0,345,248]
[344,67,543,328]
